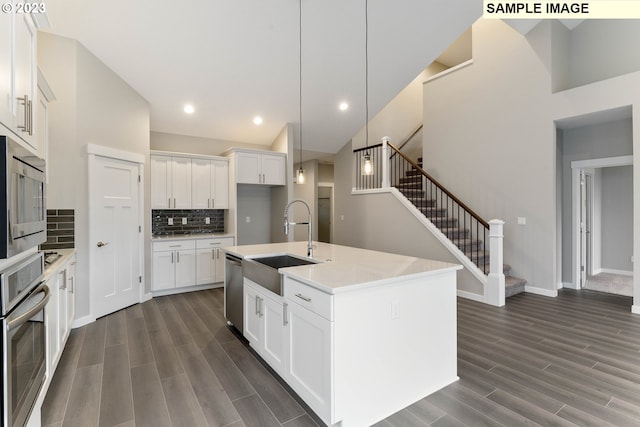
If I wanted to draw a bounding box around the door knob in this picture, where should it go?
[97,241,109,247]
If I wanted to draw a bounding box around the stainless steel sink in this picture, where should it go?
[243,254,318,295]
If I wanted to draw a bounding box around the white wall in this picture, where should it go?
[38,33,150,321]
[601,165,633,272]
[151,131,264,155]
[270,124,293,243]
[569,20,640,89]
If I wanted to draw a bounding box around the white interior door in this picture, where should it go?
[579,170,593,288]
[90,155,141,319]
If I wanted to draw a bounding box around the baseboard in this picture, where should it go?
[632,305,640,315]
[142,292,153,303]
[71,314,95,329]
[151,283,220,297]
[524,285,558,297]
[562,282,579,290]
[457,289,485,303]
[599,268,633,277]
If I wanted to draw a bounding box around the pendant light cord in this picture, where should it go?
[365,0,369,150]
[299,0,303,168]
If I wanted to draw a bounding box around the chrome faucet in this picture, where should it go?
[284,199,313,257]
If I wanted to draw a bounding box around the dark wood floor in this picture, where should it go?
[42,288,640,427]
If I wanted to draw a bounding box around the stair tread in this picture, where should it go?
[506,275,527,286]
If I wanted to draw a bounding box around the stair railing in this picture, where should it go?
[352,137,505,306]
[387,141,489,272]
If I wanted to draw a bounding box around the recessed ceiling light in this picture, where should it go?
[339,102,349,111]
[253,116,263,125]
[184,104,195,114]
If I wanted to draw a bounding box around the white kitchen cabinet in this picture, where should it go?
[192,158,229,209]
[195,237,233,285]
[152,240,196,290]
[65,256,76,332]
[285,297,332,420]
[151,155,192,209]
[243,279,287,375]
[45,271,61,374]
[0,9,12,127]
[235,150,286,185]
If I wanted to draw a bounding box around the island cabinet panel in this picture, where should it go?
[285,298,333,422]
[243,279,287,375]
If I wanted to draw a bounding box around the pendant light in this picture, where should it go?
[296,0,305,184]
[362,0,373,176]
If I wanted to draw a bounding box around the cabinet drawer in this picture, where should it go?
[284,277,333,321]
[196,237,234,249]
[153,239,196,252]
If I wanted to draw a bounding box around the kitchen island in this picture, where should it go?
[224,241,462,427]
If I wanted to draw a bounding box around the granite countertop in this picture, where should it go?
[43,248,76,282]
[223,241,461,294]
[151,232,235,241]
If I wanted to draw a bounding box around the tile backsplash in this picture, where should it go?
[152,209,225,236]
[41,209,75,250]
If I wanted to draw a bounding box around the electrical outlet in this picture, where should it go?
[391,301,400,320]
[205,217,211,225]
[246,216,251,223]
[517,217,527,225]
[340,215,345,221]
[168,218,173,226]
[182,217,187,225]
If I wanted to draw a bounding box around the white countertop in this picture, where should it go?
[43,248,76,282]
[152,233,235,242]
[224,241,461,294]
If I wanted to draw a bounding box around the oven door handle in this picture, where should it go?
[7,283,50,332]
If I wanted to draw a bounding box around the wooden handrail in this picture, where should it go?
[388,142,490,229]
[392,124,423,155]
[353,143,383,153]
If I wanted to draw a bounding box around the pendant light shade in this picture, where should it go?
[362,153,373,176]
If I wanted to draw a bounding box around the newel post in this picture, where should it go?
[487,219,505,307]
[381,136,391,188]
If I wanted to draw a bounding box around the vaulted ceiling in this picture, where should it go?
[43,0,481,154]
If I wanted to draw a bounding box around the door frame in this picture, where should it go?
[87,144,145,321]
[571,155,632,290]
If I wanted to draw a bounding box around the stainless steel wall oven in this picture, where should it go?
[1,252,49,427]
[1,136,46,259]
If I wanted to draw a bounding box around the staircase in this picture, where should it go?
[395,157,527,298]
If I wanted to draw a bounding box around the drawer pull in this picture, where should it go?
[295,293,311,302]
[169,245,181,248]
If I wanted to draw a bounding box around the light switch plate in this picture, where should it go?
[205,217,211,225]
[168,218,173,226]
[182,218,187,225]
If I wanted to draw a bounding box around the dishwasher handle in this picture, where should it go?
[225,254,242,267]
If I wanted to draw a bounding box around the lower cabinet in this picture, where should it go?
[45,253,77,380]
[243,279,286,374]
[243,276,332,420]
[152,237,234,291]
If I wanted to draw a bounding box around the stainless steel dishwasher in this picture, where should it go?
[224,253,243,333]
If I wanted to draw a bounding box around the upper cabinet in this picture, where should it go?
[151,155,192,209]
[0,2,47,152]
[192,158,229,209]
[151,152,229,210]
[231,149,286,186]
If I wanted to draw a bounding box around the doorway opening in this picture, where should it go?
[317,184,333,243]
[571,156,633,296]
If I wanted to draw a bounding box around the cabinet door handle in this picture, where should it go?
[207,198,210,208]
[174,198,176,208]
[255,296,260,315]
[212,198,215,208]
[212,249,215,260]
[283,302,288,326]
[70,276,74,293]
[171,252,174,263]
[177,251,180,263]
[168,198,171,208]
[28,98,33,135]
[295,293,311,302]
[16,95,28,132]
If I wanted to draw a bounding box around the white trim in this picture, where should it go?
[598,268,633,277]
[423,59,474,85]
[151,149,228,162]
[457,289,485,303]
[562,281,577,289]
[352,188,391,195]
[151,283,220,297]
[37,68,56,101]
[571,155,633,170]
[71,314,95,329]
[524,285,558,297]
[142,292,153,303]
[632,305,640,315]
[87,143,145,164]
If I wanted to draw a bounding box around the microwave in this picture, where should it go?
[0,136,46,259]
